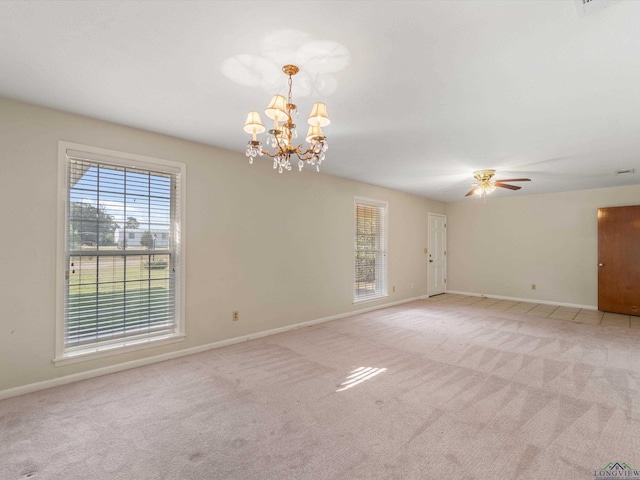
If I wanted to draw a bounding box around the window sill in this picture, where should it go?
[54,333,186,367]
[353,294,389,305]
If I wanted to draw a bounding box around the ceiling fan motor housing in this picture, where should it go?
[473,169,496,183]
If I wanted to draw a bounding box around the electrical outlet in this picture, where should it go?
[233,311,239,321]
[531,284,536,290]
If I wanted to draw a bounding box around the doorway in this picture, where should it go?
[428,213,447,296]
[598,205,640,315]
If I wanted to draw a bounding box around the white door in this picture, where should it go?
[428,213,447,296]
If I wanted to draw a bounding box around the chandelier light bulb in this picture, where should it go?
[265,95,288,123]
[305,125,324,143]
[243,111,266,141]
[308,102,330,127]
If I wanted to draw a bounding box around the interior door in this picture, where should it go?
[598,205,640,315]
[428,213,447,296]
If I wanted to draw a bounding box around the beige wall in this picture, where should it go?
[446,185,640,307]
[0,97,445,393]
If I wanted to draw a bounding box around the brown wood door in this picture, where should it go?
[598,205,640,315]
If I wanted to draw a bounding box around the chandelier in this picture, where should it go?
[243,65,330,173]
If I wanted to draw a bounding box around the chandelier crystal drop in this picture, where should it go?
[243,65,330,173]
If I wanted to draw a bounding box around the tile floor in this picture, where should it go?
[425,293,640,329]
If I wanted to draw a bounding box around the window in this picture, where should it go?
[56,142,185,364]
[354,197,388,301]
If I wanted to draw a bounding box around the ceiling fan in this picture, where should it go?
[465,169,531,197]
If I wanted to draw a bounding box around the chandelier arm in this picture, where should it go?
[294,145,314,161]
[259,148,279,159]
[260,137,297,159]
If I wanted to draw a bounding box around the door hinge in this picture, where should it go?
[444,223,447,228]
[444,278,447,283]
[444,251,447,256]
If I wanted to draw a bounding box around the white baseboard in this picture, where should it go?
[0,295,425,401]
[445,290,597,310]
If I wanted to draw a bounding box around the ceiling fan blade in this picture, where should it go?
[495,178,531,182]
[494,182,521,191]
[465,187,478,196]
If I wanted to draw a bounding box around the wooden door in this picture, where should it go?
[428,213,447,296]
[598,205,640,315]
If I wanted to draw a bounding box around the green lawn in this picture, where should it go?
[68,254,171,295]
[66,253,174,343]
[66,286,173,343]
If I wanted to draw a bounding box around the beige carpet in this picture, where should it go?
[2,296,640,479]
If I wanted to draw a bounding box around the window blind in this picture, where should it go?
[354,197,388,300]
[64,153,181,352]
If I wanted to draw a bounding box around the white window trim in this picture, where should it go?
[353,196,389,304]
[55,141,187,365]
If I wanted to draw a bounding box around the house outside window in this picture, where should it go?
[354,197,388,302]
[56,142,186,364]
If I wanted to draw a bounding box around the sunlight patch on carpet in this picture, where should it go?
[337,367,387,392]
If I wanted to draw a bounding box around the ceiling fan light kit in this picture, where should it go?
[465,169,531,198]
[243,64,330,174]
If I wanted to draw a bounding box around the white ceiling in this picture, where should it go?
[1,0,640,202]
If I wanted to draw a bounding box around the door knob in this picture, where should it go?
[429,259,433,263]
[598,263,604,267]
